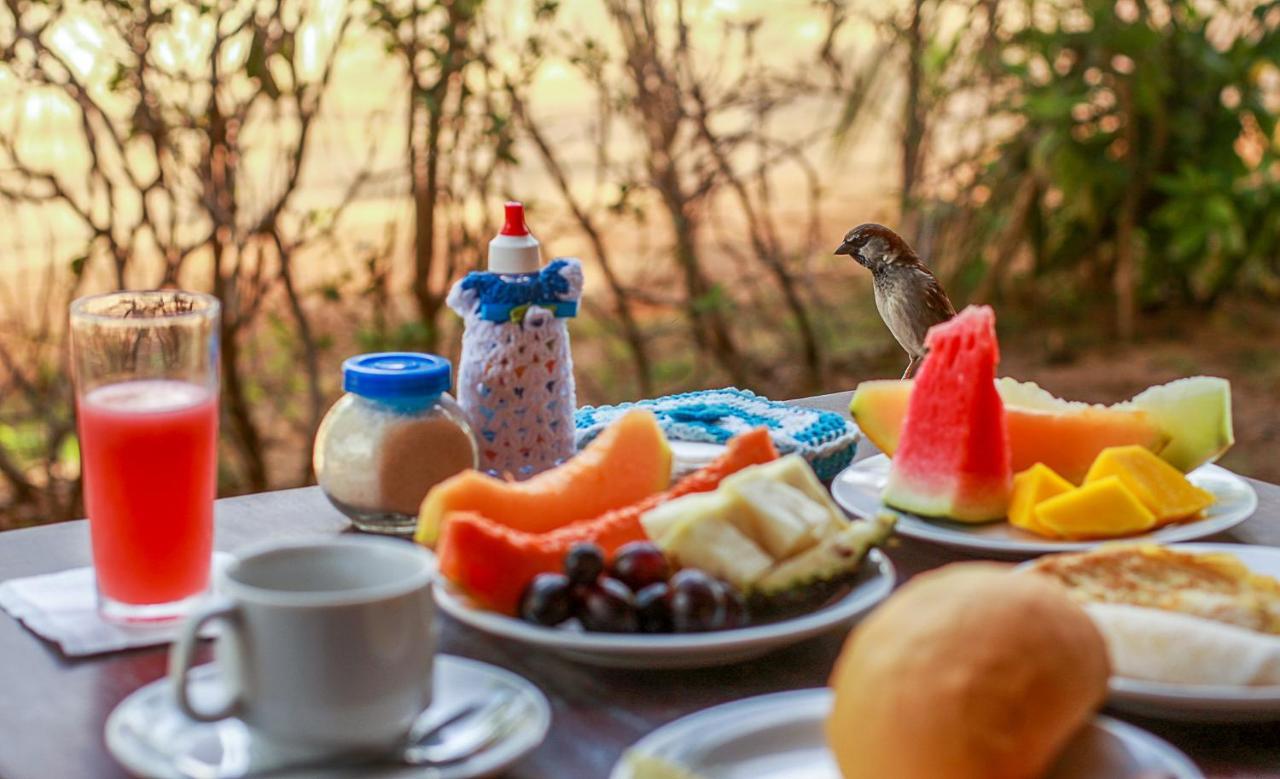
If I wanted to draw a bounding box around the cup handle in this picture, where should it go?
[169,598,241,722]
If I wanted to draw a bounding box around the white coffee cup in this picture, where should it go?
[169,536,436,753]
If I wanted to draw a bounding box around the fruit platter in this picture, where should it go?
[832,305,1256,558]
[416,411,896,668]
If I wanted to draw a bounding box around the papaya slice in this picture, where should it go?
[436,427,779,614]
[416,409,672,547]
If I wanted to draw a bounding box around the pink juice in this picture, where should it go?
[78,380,218,607]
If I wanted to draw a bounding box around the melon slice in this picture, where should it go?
[852,378,1169,484]
[435,427,779,613]
[416,409,672,546]
[883,306,1011,522]
[1123,377,1233,473]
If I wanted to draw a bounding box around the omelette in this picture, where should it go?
[1029,544,1280,635]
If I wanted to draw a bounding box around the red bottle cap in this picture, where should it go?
[500,202,528,236]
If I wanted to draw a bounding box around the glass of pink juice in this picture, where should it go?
[71,291,220,623]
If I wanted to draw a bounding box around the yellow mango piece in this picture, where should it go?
[1008,464,1075,538]
[1034,476,1157,539]
[1085,445,1215,526]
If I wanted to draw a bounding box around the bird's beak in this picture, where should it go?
[833,240,854,257]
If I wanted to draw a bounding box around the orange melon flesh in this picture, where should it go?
[436,427,780,614]
[416,409,672,547]
[852,379,1168,485]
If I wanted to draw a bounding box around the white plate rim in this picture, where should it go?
[434,549,895,657]
[831,454,1258,557]
[609,687,1204,779]
[104,653,551,779]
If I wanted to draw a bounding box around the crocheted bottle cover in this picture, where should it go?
[574,388,860,481]
[450,258,583,477]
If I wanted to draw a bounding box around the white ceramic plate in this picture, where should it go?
[1069,542,1280,722]
[831,454,1257,559]
[434,550,894,669]
[105,654,550,779]
[669,440,729,479]
[610,688,1204,779]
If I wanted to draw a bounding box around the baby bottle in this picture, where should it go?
[448,202,583,476]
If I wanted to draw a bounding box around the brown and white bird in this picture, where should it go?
[834,223,956,379]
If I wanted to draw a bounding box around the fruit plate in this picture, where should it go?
[831,454,1257,559]
[609,688,1204,779]
[1083,542,1280,722]
[433,550,894,669]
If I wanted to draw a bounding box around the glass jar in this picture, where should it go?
[314,353,478,535]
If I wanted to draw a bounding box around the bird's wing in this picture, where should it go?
[917,267,957,322]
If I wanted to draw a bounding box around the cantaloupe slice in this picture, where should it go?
[416,409,671,547]
[852,378,1169,484]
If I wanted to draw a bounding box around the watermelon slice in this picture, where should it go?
[883,305,1011,522]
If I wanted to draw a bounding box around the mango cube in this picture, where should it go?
[1008,464,1075,538]
[1034,476,1157,539]
[1085,445,1215,525]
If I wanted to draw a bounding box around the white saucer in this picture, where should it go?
[105,654,550,779]
[832,454,1257,559]
[610,688,1204,779]
[435,550,895,669]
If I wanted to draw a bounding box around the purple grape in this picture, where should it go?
[670,569,723,632]
[610,542,671,591]
[634,582,674,633]
[578,577,639,633]
[714,580,749,629]
[518,573,574,627]
[564,542,605,586]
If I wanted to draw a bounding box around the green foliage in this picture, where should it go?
[958,0,1280,307]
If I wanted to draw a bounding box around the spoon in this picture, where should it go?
[174,691,520,778]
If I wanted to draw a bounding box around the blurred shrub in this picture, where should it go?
[934,0,1280,330]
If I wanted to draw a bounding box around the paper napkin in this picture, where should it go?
[0,552,231,657]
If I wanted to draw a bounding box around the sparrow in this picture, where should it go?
[834,223,956,379]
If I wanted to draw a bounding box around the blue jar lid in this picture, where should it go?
[342,353,451,400]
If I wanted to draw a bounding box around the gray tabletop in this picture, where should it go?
[1,391,1278,778]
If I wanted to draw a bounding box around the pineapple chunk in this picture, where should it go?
[658,511,773,590]
[641,491,735,546]
[724,479,830,559]
[755,514,895,596]
[723,455,846,535]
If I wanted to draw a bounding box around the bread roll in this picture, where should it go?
[826,563,1109,779]
[1087,602,1280,686]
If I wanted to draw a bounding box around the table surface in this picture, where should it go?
[2,390,1279,779]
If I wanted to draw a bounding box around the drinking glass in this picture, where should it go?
[70,290,220,623]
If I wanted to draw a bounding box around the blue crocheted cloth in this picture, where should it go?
[458,258,581,322]
[574,388,859,481]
